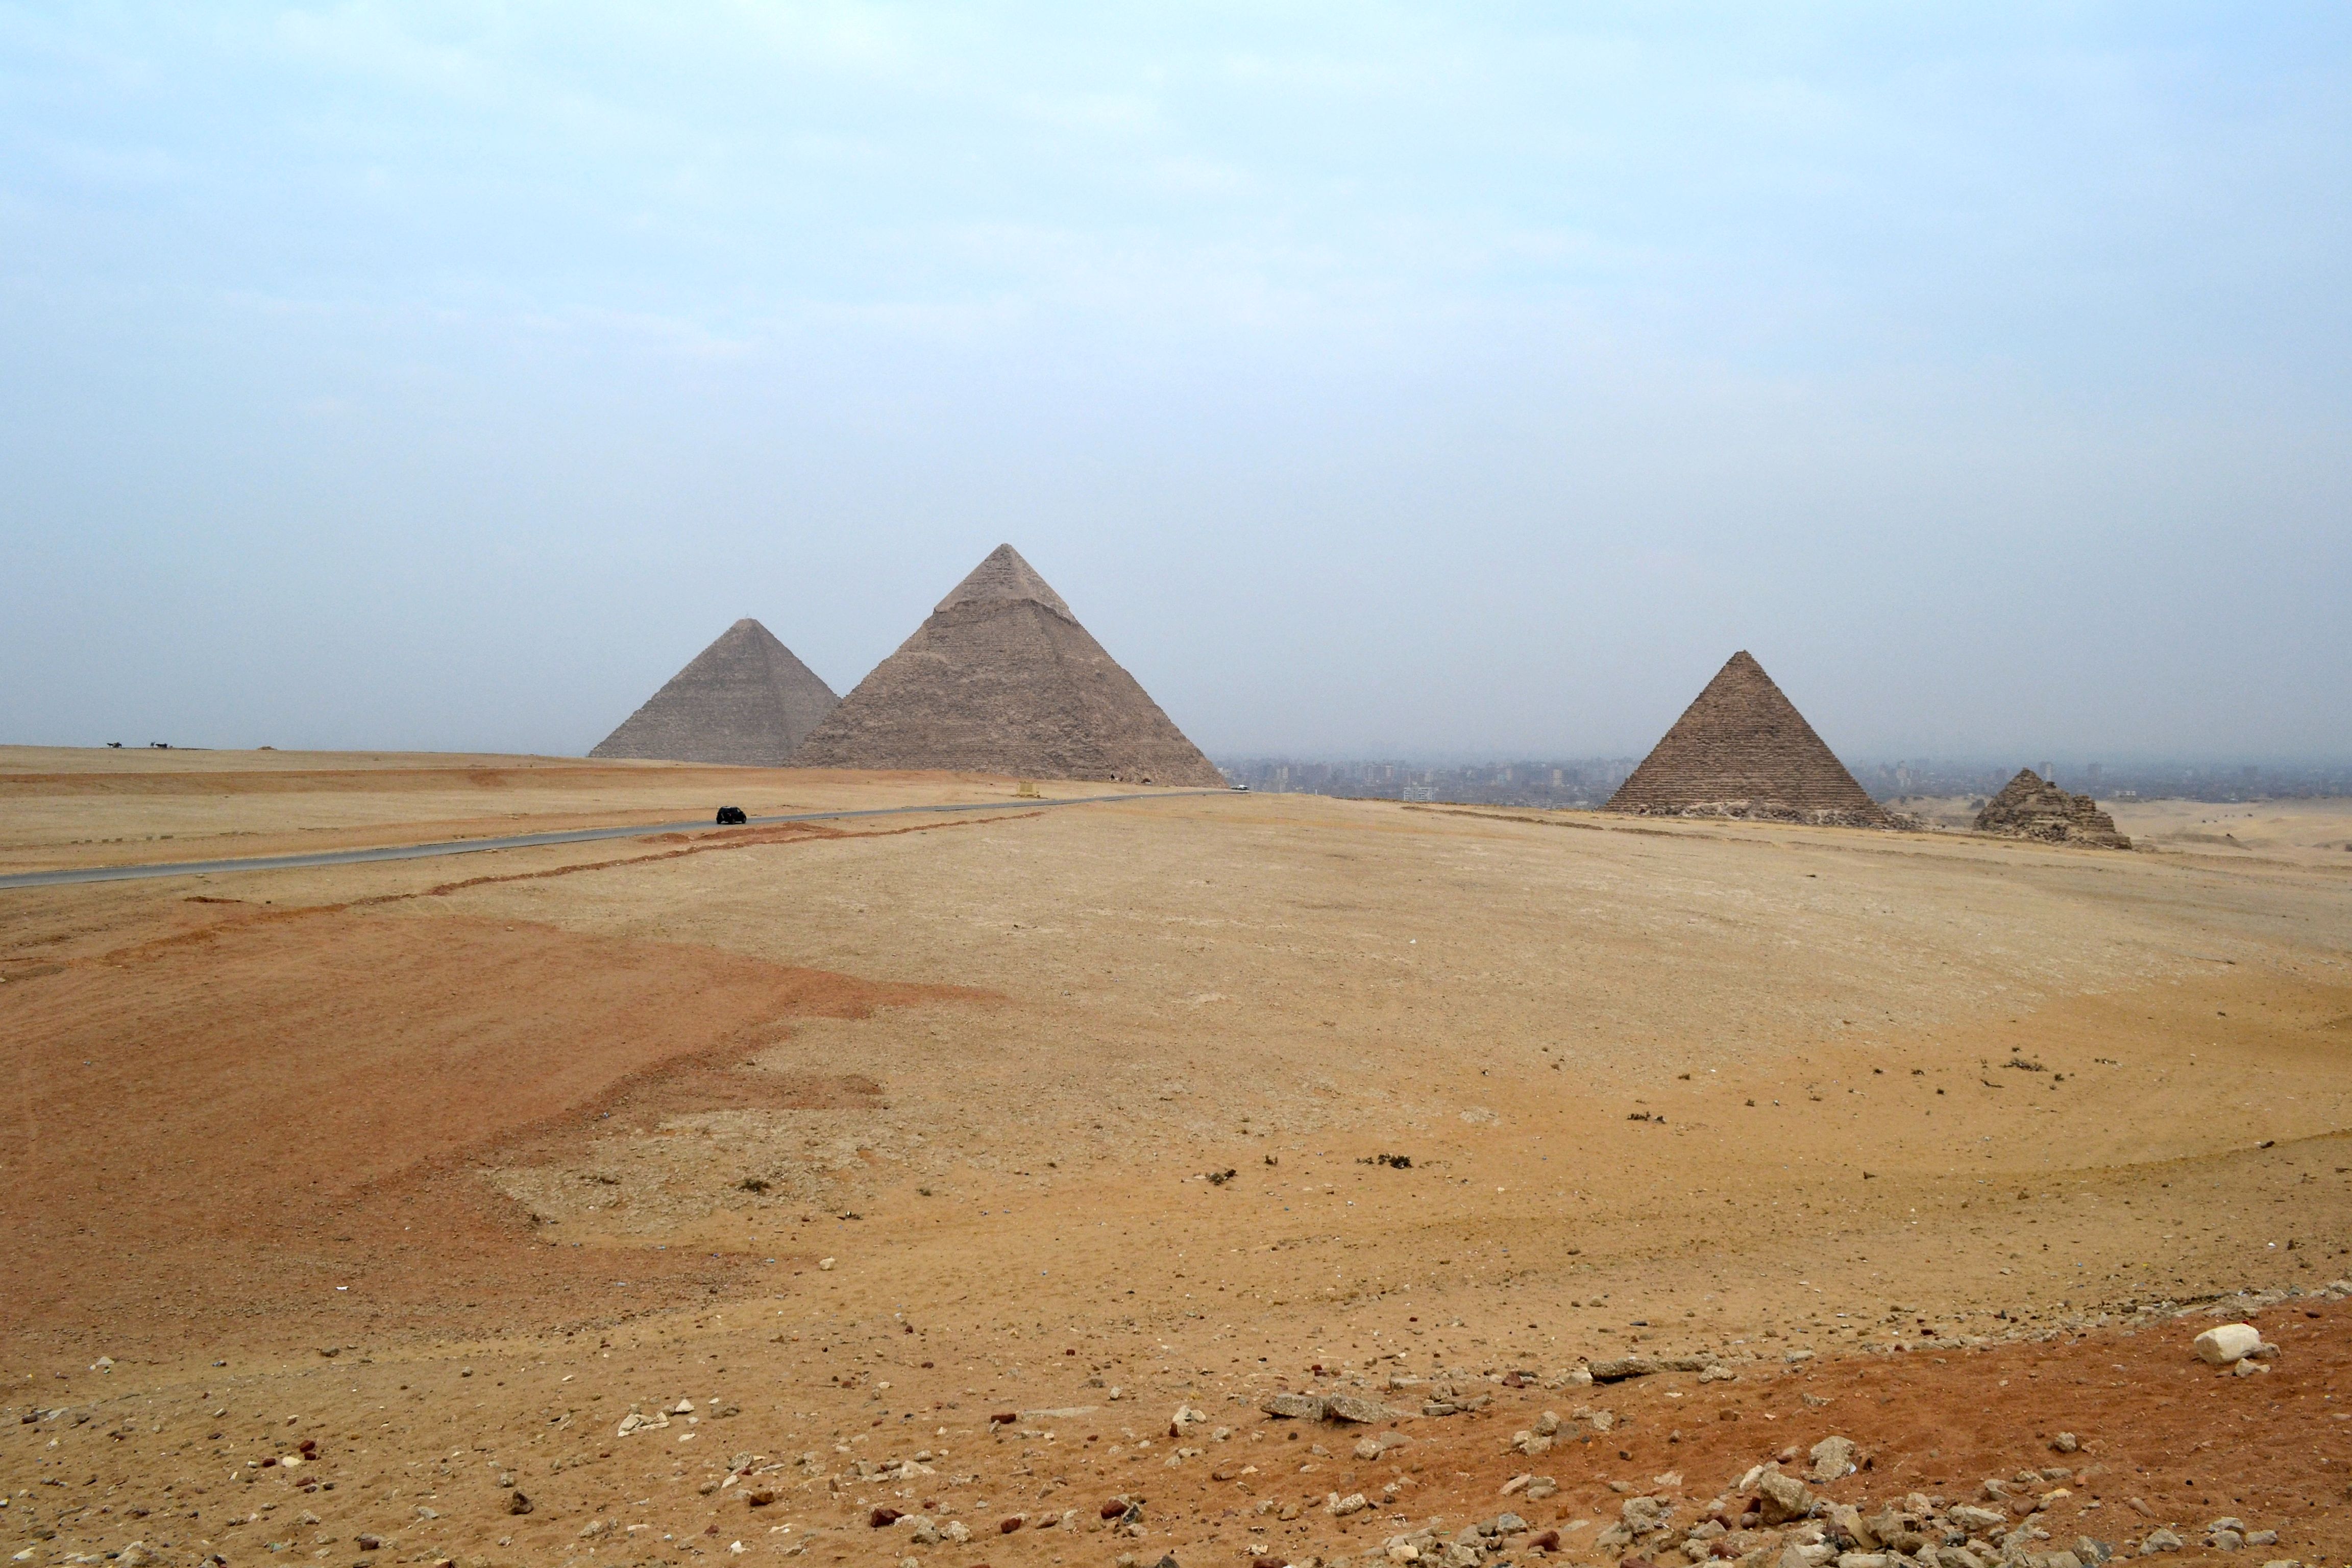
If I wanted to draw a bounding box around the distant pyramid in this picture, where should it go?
[1605,651,1895,827]
[790,544,1223,786]
[590,618,838,766]
[1973,769,2130,848]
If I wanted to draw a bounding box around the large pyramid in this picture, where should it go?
[590,618,838,766]
[1605,651,1896,827]
[789,544,1223,786]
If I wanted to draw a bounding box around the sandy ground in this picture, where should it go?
[4,752,2350,1568]
[1888,794,2352,871]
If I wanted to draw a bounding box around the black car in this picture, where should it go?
[715,805,748,825]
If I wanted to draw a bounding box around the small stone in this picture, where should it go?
[2192,1325,2261,1365]
[1525,1477,1558,1501]
[1757,1470,1817,1526]
[871,1507,903,1528]
[1810,1437,1858,1483]
[818,1257,836,1270]
[1262,1392,1326,1419]
[2232,1357,2269,1377]
[2052,1432,2080,1454]
[1589,1355,1662,1382]
[745,1488,775,1507]
[1535,1410,1561,1436]
[1325,1393,1395,1424]
[1356,1437,1385,1460]
[1330,1493,1369,1517]
[2138,1529,2183,1555]
[2244,1532,2278,1548]
[506,1490,534,1516]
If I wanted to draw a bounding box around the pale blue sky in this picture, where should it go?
[3,4,2347,760]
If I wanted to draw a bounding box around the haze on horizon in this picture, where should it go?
[3,5,2347,765]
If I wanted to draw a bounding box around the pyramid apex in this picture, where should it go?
[936,544,1072,618]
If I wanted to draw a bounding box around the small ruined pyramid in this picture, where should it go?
[790,544,1223,786]
[1606,651,1896,828]
[590,618,838,766]
[1973,769,2130,849]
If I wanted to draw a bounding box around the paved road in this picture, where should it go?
[0,790,1226,892]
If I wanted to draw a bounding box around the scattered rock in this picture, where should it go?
[2192,1325,2263,1365]
[1262,1392,1326,1420]
[506,1489,534,1515]
[1589,1355,1661,1382]
[2139,1529,2184,1555]
[2053,1432,2080,1454]
[1810,1436,1858,1483]
[1756,1469,1817,1526]
[1324,1393,1396,1424]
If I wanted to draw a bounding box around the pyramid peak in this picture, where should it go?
[936,544,1072,618]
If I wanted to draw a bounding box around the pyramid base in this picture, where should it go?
[1609,800,1901,830]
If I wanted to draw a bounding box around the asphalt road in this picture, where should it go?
[0,790,1228,892]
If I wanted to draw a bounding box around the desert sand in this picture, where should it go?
[4,748,2350,1568]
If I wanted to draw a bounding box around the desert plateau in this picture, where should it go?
[3,749,2349,1568]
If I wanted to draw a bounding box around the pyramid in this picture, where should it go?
[589,618,838,766]
[1605,651,1896,828]
[789,544,1223,786]
[1973,769,2130,849]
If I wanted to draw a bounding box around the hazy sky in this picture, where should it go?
[4,4,2348,762]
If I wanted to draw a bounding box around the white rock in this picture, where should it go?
[818,1257,836,1271]
[2192,1325,2261,1365]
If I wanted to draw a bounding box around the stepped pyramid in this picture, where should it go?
[590,618,838,766]
[1605,651,1895,827]
[1973,769,2130,848]
[790,544,1223,786]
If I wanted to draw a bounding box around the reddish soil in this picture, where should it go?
[0,896,986,1365]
